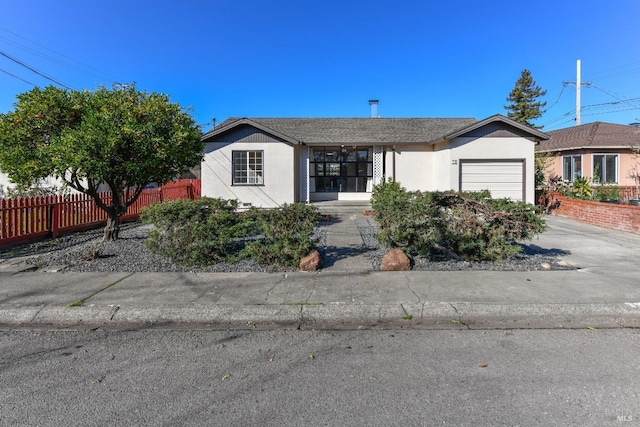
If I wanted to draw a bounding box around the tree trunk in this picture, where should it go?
[103,213,120,242]
[101,188,124,242]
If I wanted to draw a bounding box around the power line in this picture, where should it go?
[0,27,119,83]
[585,59,640,82]
[0,49,72,89]
[591,84,629,101]
[589,84,640,111]
[0,67,35,86]
[581,107,640,117]
[542,60,640,129]
[0,35,108,82]
[545,119,576,130]
[543,98,640,126]
[542,83,568,113]
[593,68,640,82]
[540,110,576,128]
[580,97,640,108]
[542,102,640,130]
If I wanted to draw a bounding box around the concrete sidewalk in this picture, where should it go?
[1,214,640,329]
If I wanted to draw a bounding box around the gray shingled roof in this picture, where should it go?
[204,117,479,144]
[537,122,640,152]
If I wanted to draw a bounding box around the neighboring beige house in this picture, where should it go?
[537,122,640,185]
[201,114,548,207]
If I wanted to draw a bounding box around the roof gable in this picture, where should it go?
[202,118,299,145]
[439,114,549,142]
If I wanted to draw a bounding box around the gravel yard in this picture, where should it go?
[0,220,572,272]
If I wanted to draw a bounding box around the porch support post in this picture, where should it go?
[299,145,309,202]
[373,146,384,185]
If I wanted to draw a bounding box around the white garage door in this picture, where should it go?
[460,160,524,201]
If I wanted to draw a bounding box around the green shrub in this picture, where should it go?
[570,176,594,199]
[141,198,251,266]
[242,203,320,267]
[141,199,321,268]
[371,180,546,261]
[371,180,440,251]
[594,184,620,201]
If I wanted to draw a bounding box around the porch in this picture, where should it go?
[300,145,384,203]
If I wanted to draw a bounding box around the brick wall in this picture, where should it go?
[547,192,640,234]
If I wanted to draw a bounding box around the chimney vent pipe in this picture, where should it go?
[368,99,379,118]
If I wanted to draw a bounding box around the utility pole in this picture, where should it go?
[563,59,591,126]
[576,59,581,125]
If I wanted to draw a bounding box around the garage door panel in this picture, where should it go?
[460,161,524,201]
[462,174,522,182]
[463,182,522,191]
[463,164,522,174]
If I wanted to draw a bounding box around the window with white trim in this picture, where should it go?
[232,151,263,185]
[562,155,582,182]
[593,154,618,184]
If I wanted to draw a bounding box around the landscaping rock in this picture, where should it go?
[380,249,410,271]
[299,250,323,271]
[540,262,551,270]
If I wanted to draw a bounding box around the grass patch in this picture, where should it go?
[400,304,414,320]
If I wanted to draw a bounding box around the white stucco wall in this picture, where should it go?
[448,136,535,204]
[384,145,434,191]
[201,141,296,208]
[431,142,454,191]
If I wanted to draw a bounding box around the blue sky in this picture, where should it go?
[1,0,639,132]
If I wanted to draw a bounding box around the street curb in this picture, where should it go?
[0,305,45,324]
[112,305,302,324]
[1,302,640,329]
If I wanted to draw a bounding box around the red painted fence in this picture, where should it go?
[0,179,200,248]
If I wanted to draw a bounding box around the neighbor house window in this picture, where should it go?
[232,151,263,185]
[593,154,618,184]
[563,155,582,182]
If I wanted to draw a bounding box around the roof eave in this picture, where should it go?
[201,118,301,145]
[537,145,635,153]
[450,114,549,140]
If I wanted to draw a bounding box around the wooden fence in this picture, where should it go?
[0,179,200,248]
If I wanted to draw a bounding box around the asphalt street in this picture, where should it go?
[1,328,638,426]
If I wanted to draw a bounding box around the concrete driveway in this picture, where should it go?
[534,215,640,283]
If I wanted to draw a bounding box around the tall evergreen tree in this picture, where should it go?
[504,69,547,129]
